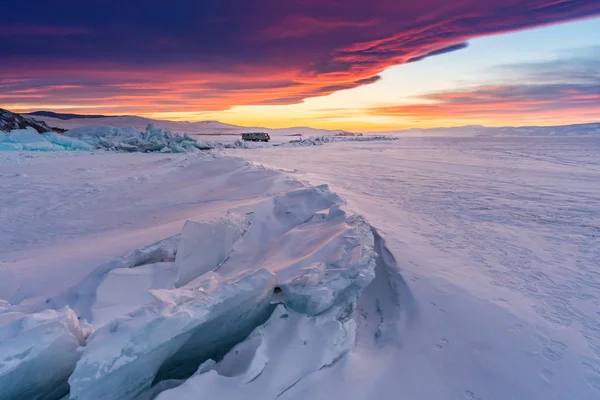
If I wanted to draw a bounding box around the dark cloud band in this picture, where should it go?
[1,0,599,112]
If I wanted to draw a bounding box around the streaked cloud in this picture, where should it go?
[1,0,599,117]
[368,50,600,124]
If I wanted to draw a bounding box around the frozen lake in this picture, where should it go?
[233,136,600,399]
[1,135,599,399]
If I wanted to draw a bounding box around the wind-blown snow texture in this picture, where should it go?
[237,136,600,400]
[1,135,599,400]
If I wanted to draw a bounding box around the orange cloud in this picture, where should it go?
[1,0,599,123]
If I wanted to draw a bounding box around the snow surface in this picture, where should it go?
[235,136,600,400]
[379,123,600,137]
[1,135,599,399]
[0,149,378,399]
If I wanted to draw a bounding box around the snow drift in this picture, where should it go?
[0,160,390,400]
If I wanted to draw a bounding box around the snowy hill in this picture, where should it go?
[0,108,64,133]
[29,112,348,137]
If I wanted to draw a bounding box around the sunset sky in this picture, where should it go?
[1,1,599,131]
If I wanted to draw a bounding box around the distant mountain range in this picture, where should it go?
[380,123,600,137]
[26,111,350,137]
[2,109,599,137]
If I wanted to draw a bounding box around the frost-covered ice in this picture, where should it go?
[156,304,356,400]
[0,125,211,153]
[0,307,90,400]
[64,177,376,400]
[64,124,210,153]
[173,214,248,287]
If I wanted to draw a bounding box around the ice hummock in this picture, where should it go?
[68,269,276,400]
[34,234,182,325]
[91,261,177,328]
[43,132,94,151]
[156,304,356,400]
[174,213,249,287]
[64,124,210,153]
[0,307,90,400]
[1,155,381,400]
[65,185,376,399]
[0,128,92,152]
[0,124,210,153]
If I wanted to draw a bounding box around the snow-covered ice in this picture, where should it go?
[156,304,356,400]
[1,135,599,399]
[235,136,600,399]
[0,148,379,399]
[0,307,90,400]
[173,214,248,287]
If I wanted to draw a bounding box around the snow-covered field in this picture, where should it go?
[233,136,600,399]
[1,135,599,399]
